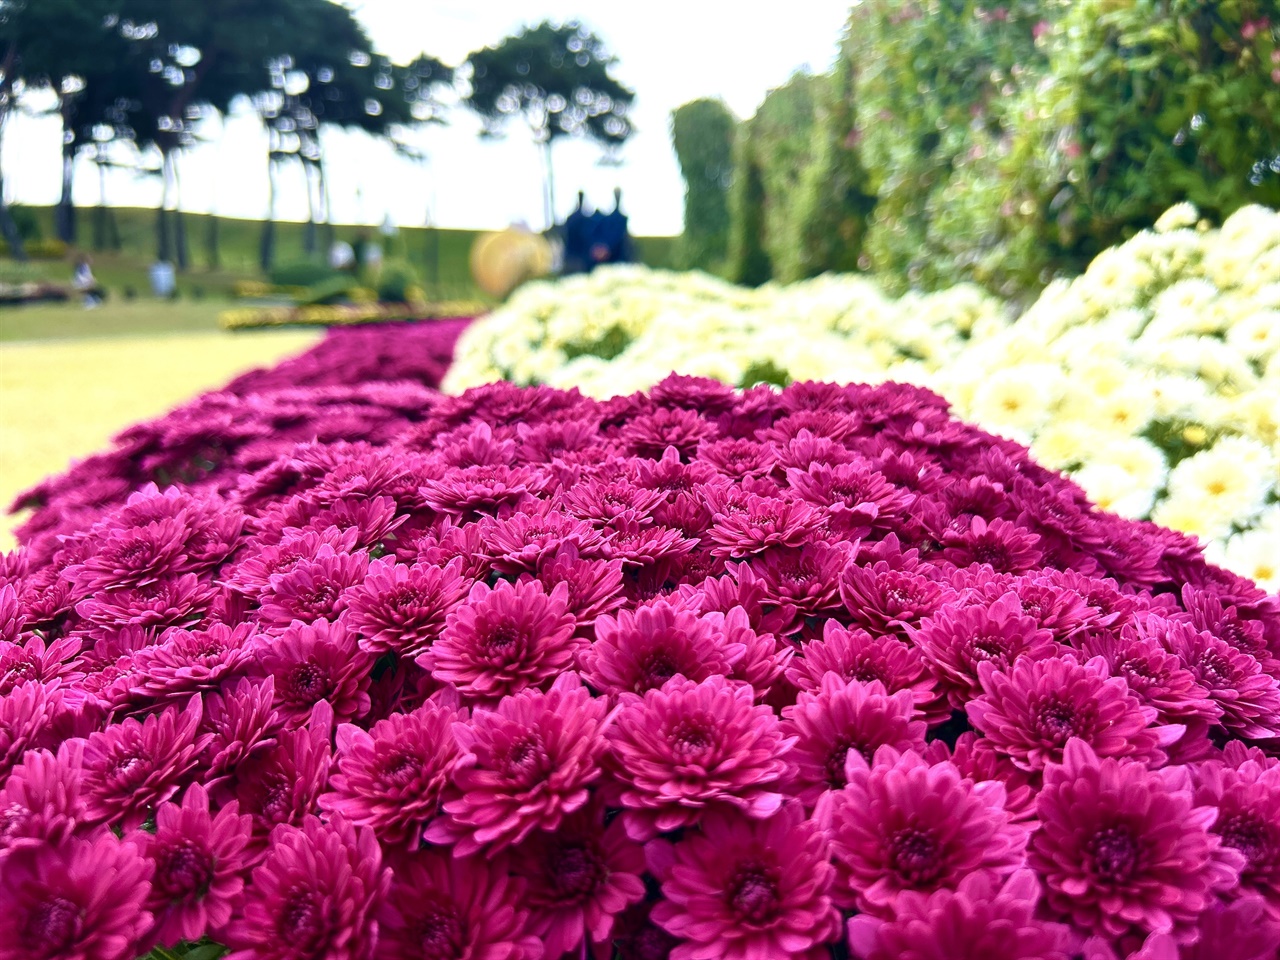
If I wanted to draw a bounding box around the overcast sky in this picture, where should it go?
[0,1,849,235]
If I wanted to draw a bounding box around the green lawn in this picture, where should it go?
[0,299,232,342]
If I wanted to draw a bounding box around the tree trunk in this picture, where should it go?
[259,155,278,274]
[0,42,24,258]
[93,157,108,251]
[56,138,76,244]
[156,165,171,264]
[303,160,318,257]
[541,140,556,230]
[0,177,24,260]
[318,157,335,254]
[171,151,188,271]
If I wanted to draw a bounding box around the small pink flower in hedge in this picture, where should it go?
[224,814,389,960]
[648,803,841,960]
[129,782,252,946]
[1030,738,1243,943]
[0,832,154,960]
[582,599,745,695]
[515,798,646,956]
[428,672,611,856]
[345,556,468,659]
[0,739,88,861]
[846,868,1072,960]
[377,850,543,960]
[320,691,464,849]
[254,617,372,725]
[82,693,207,830]
[418,578,579,703]
[911,591,1057,708]
[782,676,926,808]
[966,654,1183,771]
[607,675,796,841]
[820,744,1028,914]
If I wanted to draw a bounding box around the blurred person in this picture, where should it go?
[72,254,103,307]
[562,190,592,275]
[598,187,634,264]
[329,238,356,271]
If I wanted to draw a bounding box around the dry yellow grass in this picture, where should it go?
[0,330,321,550]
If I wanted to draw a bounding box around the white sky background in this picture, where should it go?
[1,1,849,235]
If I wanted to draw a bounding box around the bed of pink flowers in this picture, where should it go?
[4,354,1280,960]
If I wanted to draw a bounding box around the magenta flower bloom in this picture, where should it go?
[129,783,253,946]
[66,517,190,593]
[377,851,543,960]
[200,676,283,795]
[911,592,1057,708]
[82,694,208,830]
[743,542,850,631]
[648,804,841,960]
[967,654,1182,771]
[786,460,913,538]
[1195,756,1280,917]
[255,544,369,627]
[939,516,1044,574]
[787,621,945,724]
[428,673,610,856]
[0,739,87,860]
[344,556,468,658]
[1181,895,1280,960]
[320,693,463,848]
[479,506,605,573]
[839,560,945,636]
[819,746,1028,914]
[1030,738,1243,943]
[781,676,926,807]
[0,680,64,778]
[705,494,824,560]
[846,868,1072,960]
[422,578,577,700]
[0,833,154,960]
[1084,626,1221,726]
[233,699,333,837]
[254,617,372,725]
[224,815,389,960]
[516,799,647,956]
[607,675,796,840]
[583,599,745,695]
[525,543,626,626]
[126,621,257,705]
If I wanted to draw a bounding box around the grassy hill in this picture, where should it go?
[0,205,676,340]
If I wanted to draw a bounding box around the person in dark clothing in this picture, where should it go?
[596,187,634,265]
[562,191,592,275]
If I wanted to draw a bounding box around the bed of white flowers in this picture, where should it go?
[444,204,1280,589]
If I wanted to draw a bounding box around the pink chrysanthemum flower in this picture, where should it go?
[697,437,777,480]
[82,694,207,830]
[742,542,851,632]
[221,527,359,597]
[0,739,87,860]
[818,746,1028,914]
[786,460,913,538]
[0,833,154,960]
[255,544,369,627]
[479,506,605,573]
[786,621,945,724]
[254,617,372,725]
[939,516,1044,574]
[925,732,1037,822]
[1155,615,1280,739]
[320,693,463,849]
[781,676,926,807]
[705,494,824,560]
[418,578,578,702]
[1030,738,1243,943]
[606,675,796,840]
[967,654,1182,771]
[524,543,626,626]
[419,463,544,518]
[0,634,84,696]
[1181,895,1280,960]
[224,815,389,960]
[0,582,27,644]
[704,605,792,698]
[516,800,647,956]
[377,851,543,960]
[233,700,333,837]
[344,556,468,658]
[1195,756,1280,917]
[911,592,1057,708]
[201,676,283,796]
[0,681,65,777]
[75,573,217,639]
[648,804,841,960]
[428,673,610,856]
[839,560,946,636]
[582,599,745,695]
[1084,626,1221,726]
[126,622,257,705]
[129,783,253,946]
[846,868,1072,960]
[65,517,191,594]
[598,514,697,570]
[558,477,670,527]
[620,407,718,460]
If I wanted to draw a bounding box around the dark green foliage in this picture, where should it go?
[268,259,339,287]
[298,273,357,305]
[376,258,420,303]
[725,129,773,286]
[670,98,737,272]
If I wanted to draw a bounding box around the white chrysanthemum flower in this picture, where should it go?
[1154,202,1199,233]
[1072,463,1158,519]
